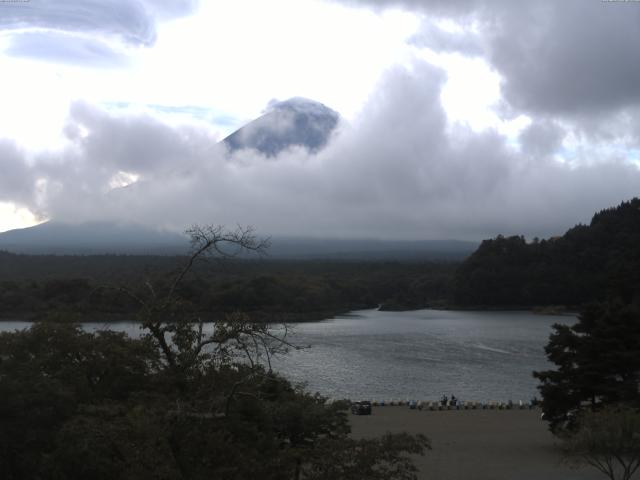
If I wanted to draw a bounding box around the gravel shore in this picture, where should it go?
[350,407,602,480]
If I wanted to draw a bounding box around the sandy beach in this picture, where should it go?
[350,407,602,480]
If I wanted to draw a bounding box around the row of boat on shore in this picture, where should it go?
[361,399,538,410]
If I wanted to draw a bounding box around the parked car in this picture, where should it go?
[351,401,372,415]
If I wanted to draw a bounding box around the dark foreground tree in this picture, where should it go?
[562,406,640,480]
[0,225,429,480]
[534,300,640,433]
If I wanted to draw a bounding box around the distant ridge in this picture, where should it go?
[266,237,477,261]
[0,222,477,260]
[0,221,188,255]
[223,97,339,157]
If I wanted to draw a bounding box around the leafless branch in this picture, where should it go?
[168,224,269,300]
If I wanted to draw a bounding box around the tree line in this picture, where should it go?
[454,198,640,308]
[0,256,455,322]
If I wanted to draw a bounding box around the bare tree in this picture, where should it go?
[108,224,298,376]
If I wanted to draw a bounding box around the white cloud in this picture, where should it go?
[4,61,638,239]
[0,202,40,233]
[1,0,640,239]
[0,0,420,152]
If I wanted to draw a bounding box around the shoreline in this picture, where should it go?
[0,308,352,323]
[381,305,579,316]
[0,304,581,323]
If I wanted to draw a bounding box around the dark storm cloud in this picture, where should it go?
[10,62,639,241]
[340,0,640,124]
[486,1,640,118]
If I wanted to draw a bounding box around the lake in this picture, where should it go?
[0,309,574,403]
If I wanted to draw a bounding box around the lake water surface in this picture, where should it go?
[271,309,576,403]
[1,309,575,403]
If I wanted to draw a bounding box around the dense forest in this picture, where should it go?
[0,253,455,321]
[2,198,640,322]
[453,198,640,308]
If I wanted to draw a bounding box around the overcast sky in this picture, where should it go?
[1,0,639,239]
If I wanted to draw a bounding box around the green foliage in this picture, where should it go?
[534,300,640,433]
[454,198,640,307]
[0,258,456,321]
[562,406,640,480]
[0,323,159,479]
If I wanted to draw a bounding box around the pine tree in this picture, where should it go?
[534,300,640,432]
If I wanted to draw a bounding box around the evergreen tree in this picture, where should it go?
[454,197,640,308]
[534,300,640,432]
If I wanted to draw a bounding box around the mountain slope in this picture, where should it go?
[0,222,476,260]
[0,221,188,255]
[223,97,339,156]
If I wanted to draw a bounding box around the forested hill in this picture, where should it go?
[453,198,640,307]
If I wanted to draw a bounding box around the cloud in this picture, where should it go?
[0,140,35,208]
[1,0,638,241]
[409,20,483,56]
[519,121,565,159]
[6,31,129,67]
[0,0,156,45]
[336,0,483,16]
[6,61,638,241]
[60,101,218,176]
[338,0,640,140]
[0,0,198,65]
[485,1,640,118]
[144,0,199,20]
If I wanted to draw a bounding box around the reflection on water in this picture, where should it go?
[0,309,575,402]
